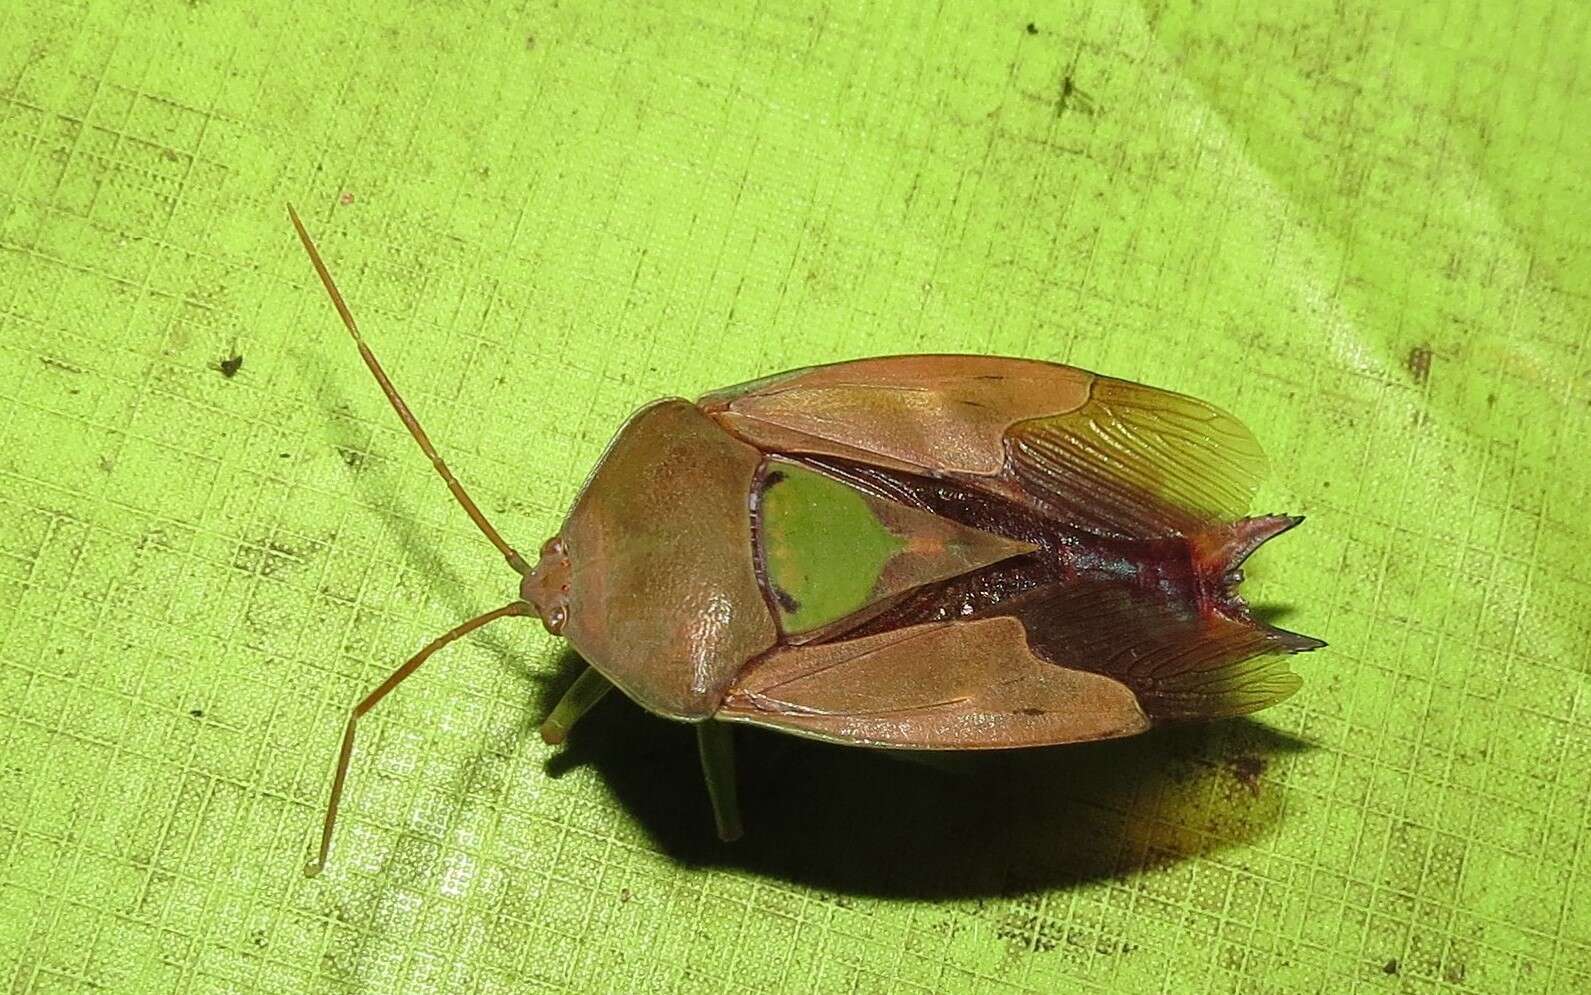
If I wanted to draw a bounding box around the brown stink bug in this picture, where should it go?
[288,207,1321,875]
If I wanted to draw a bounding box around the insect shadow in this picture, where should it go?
[1249,603,1305,629]
[315,381,516,624]
[535,645,1313,900]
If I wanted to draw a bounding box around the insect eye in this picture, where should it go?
[547,606,568,632]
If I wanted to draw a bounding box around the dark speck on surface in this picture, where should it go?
[189,708,204,718]
[1382,959,1400,975]
[1056,71,1097,117]
[1406,345,1432,384]
[994,910,1058,953]
[218,354,243,378]
[1026,22,1038,34]
[1229,754,1266,795]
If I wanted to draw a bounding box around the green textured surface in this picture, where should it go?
[1,1,1588,993]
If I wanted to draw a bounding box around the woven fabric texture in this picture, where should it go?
[1,2,1587,992]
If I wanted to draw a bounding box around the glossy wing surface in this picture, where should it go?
[704,356,1267,539]
[718,616,1151,748]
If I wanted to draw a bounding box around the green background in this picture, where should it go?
[2,1,1587,992]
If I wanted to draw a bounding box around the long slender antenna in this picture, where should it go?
[287,204,530,577]
[306,600,531,877]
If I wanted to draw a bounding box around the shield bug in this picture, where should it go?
[289,207,1322,875]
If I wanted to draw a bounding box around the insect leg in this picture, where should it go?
[306,600,531,877]
[695,721,744,842]
[287,204,530,577]
[538,666,614,745]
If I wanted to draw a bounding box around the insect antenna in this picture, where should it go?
[305,599,532,877]
[287,204,530,577]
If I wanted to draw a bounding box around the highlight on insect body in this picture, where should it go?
[288,205,1322,875]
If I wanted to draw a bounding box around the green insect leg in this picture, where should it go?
[539,667,615,745]
[696,721,744,842]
